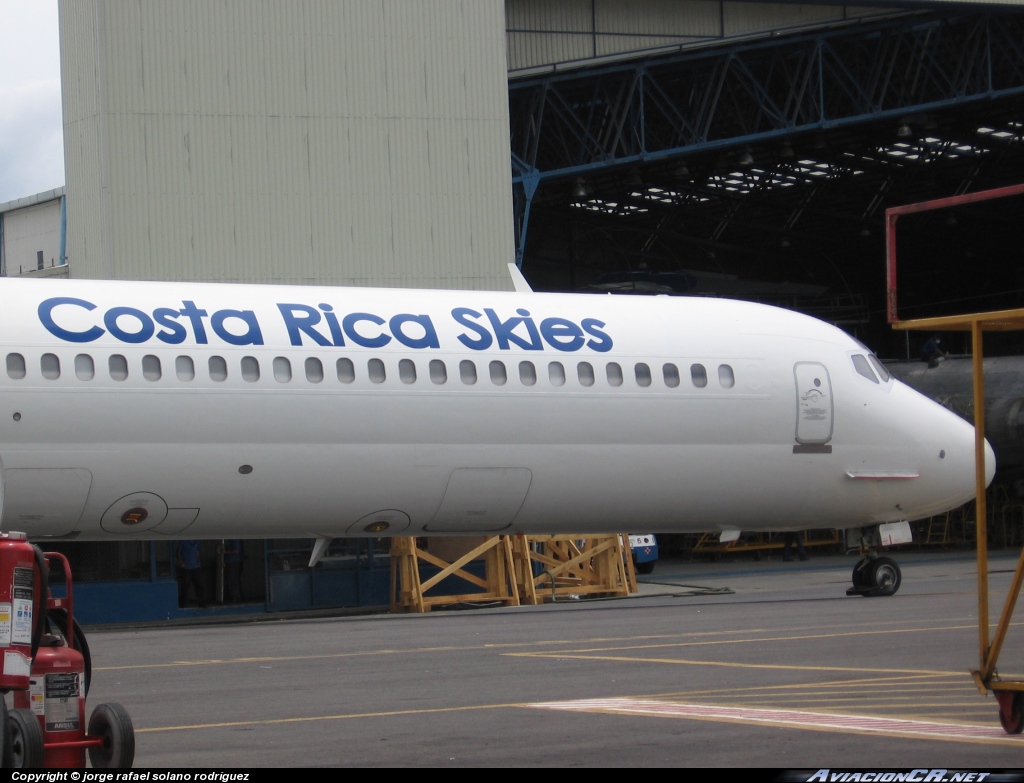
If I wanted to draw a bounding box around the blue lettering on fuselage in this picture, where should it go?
[452,308,612,353]
[39,297,263,346]
[36,297,613,352]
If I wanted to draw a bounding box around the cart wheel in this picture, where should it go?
[997,691,1024,734]
[865,557,902,597]
[5,708,45,768]
[88,702,135,769]
[0,697,7,766]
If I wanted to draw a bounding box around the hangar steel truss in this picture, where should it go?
[510,10,1024,267]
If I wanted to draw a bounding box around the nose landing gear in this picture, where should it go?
[845,525,905,597]
[847,556,903,597]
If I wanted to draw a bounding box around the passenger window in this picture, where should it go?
[718,364,735,388]
[606,362,623,387]
[399,359,417,384]
[41,353,61,380]
[6,353,26,380]
[209,356,228,382]
[578,362,595,387]
[109,354,129,381]
[368,358,386,384]
[868,355,891,382]
[460,360,477,385]
[519,361,537,386]
[75,354,95,381]
[663,363,680,388]
[241,356,260,382]
[337,358,355,383]
[852,354,878,383]
[143,355,162,382]
[273,357,291,383]
[429,359,447,384]
[548,361,565,387]
[635,362,652,387]
[690,363,707,388]
[489,361,507,386]
[305,357,324,383]
[176,356,195,381]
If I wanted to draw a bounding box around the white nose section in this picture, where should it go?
[984,438,997,487]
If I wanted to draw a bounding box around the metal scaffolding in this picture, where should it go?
[887,183,1024,735]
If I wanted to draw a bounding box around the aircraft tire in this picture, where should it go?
[998,692,1024,735]
[635,561,655,575]
[865,556,901,597]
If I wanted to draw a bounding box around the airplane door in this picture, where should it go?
[794,362,833,445]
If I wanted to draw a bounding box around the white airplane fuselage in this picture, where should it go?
[0,277,992,542]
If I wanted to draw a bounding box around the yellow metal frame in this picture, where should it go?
[892,309,1024,697]
[692,529,840,555]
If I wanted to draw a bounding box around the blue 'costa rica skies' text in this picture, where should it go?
[36,297,614,353]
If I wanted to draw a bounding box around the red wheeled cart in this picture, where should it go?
[0,534,134,768]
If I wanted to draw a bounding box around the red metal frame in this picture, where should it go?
[885,182,1024,323]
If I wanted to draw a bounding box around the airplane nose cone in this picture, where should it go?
[984,438,997,487]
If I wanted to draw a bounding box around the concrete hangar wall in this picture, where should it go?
[59,0,513,290]
[56,0,939,290]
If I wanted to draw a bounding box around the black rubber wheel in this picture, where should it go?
[6,708,45,768]
[865,556,902,597]
[0,696,8,766]
[999,692,1024,734]
[88,702,135,769]
[48,607,91,697]
[635,561,655,575]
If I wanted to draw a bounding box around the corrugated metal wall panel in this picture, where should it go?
[595,35,705,56]
[596,0,720,37]
[506,1,902,72]
[61,0,512,290]
[59,1,101,273]
[506,0,595,70]
[724,2,845,37]
[507,33,594,70]
[1,201,63,275]
[507,0,593,31]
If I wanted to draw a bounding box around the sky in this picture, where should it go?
[0,0,63,205]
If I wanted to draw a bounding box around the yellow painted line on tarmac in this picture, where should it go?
[92,630,769,671]
[654,672,963,700]
[525,698,1024,747]
[507,622,1022,659]
[135,703,516,733]
[94,618,1021,674]
[138,694,1022,748]
[508,651,963,676]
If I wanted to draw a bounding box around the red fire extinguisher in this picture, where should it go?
[3,549,134,768]
[0,532,46,692]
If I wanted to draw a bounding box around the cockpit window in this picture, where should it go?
[868,355,891,382]
[852,354,878,383]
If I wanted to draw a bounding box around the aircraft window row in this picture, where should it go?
[4,353,737,390]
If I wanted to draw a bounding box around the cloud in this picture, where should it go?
[0,78,64,204]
